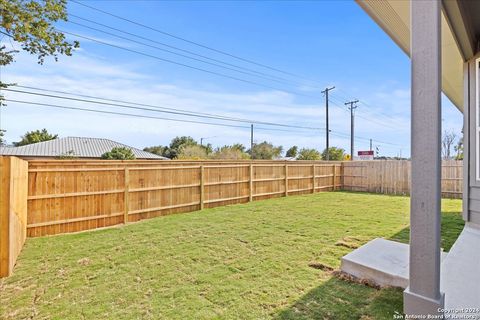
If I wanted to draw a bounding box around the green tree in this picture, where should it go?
[176,145,208,160]
[297,148,321,160]
[202,143,213,155]
[101,147,136,160]
[454,136,464,160]
[144,137,199,159]
[285,146,298,158]
[167,136,198,159]
[211,144,250,160]
[143,145,168,157]
[231,143,246,152]
[14,128,58,146]
[250,141,283,160]
[0,130,5,145]
[321,147,345,161]
[1,0,79,106]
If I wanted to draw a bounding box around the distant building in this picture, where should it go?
[0,137,166,160]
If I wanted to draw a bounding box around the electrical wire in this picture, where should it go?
[68,14,302,87]
[5,99,320,133]
[58,29,327,100]
[70,0,323,83]
[5,87,323,130]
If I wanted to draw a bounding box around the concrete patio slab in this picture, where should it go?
[340,238,448,289]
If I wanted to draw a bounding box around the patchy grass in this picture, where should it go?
[0,192,463,319]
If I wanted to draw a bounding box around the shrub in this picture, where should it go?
[297,148,321,160]
[101,147,136,160]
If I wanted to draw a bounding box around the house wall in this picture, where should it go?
[466,53,480,224]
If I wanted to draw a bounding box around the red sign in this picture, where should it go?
[358,151,374,156]
[358,150,374,160]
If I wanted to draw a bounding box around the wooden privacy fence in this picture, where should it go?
[26,160,342,237]
[0,157,465,278]
[0,157,28,277]
[343,160,463,198]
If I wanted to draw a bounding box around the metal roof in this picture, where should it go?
[0,137,167,159]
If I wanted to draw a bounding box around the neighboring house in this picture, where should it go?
[0,137,167,160]
[351,0,480,317]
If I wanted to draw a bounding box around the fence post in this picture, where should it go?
[124,167,129,224]
[381,161,386,194]
[0,157,28,278]
[312,164,315,193]
[340,162,345,190]
[249,163,253,202]
[200,165,205,210]
[333,164,337,191]
[285,163,289,197]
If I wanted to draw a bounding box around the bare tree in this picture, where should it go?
[442,130,457,160]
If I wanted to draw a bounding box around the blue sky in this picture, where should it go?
[1,0,462,157]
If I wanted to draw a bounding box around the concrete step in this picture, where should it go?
[341,226,480,313]
[441,223,480,311]
[340,238,410,288]
[341,238,448,289]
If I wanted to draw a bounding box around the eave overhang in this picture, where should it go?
[355,0,479,112]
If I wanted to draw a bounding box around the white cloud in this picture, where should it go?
[1,47,463,157]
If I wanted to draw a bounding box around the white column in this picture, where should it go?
[404,0,444,316]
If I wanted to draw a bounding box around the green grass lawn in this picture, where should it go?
[0,192,464,320]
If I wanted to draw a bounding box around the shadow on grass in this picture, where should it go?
[389,210,465,252]
[275,277,403,320]
[276,203,465,320]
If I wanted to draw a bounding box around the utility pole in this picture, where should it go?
[370,139,373,151]
[200,136,216,146]
[321,86,335,160]
[345,100,359,161]
[250,124,254,156]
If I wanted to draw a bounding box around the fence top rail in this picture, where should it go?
[131,165,201,171]
[26,159,344,165]
[29,167,125,173]
[251,164,286,167]
[285,164,316,167]
[203,164,250,168]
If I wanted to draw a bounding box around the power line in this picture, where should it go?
[5,99,318,134]
[68,14,302,87]
[70,0,323,83]
[67,20,298,87]
[328,96,402,129]
[10,87,404,146]
[58,29,326,100]
[4,88,324,131]
[4,97,405,149]
[332,89,406,125]
[330,130,405,147]
[62,16,408,132]
[3,17,405,150]
[14,85,259,121]
[4,16,408,130]
[0,30,12,38]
